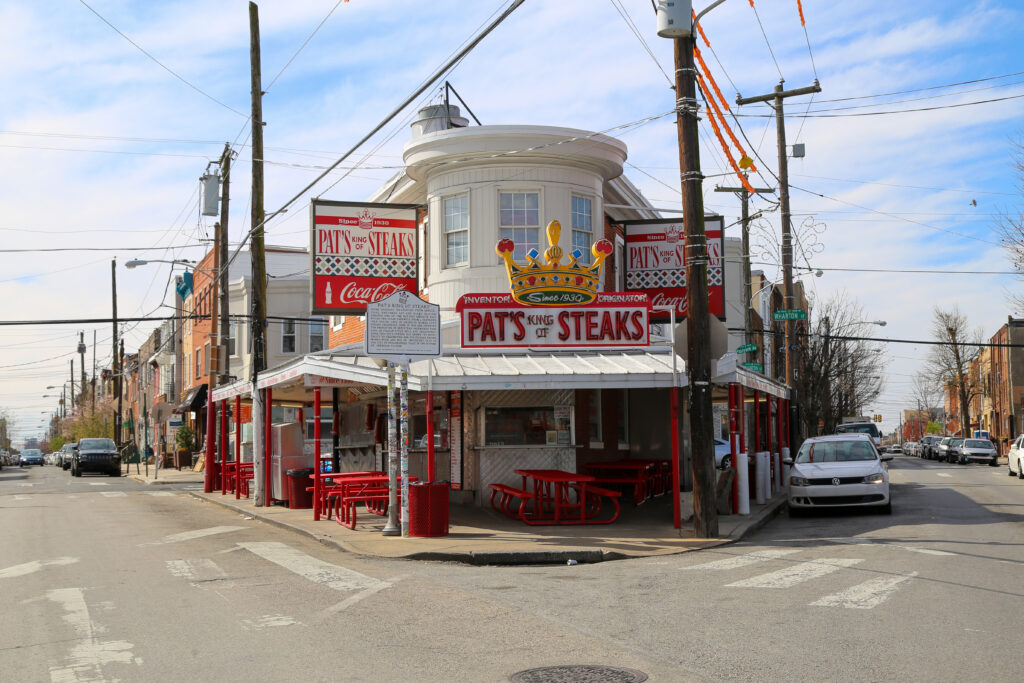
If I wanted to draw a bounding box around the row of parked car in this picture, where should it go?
[900,435,1000,466]
[1,441,122,477]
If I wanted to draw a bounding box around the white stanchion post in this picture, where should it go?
[755,451,768,504]
[773,452,781,491]
[781,447,791,489]
[736,453,750,515]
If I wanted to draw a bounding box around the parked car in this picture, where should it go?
[58,443,78,470]
[71,438,120,477]
[714,438,733,470]
[19,448,45,466]
[935,437,952,462]
[956,438,999,466]
[890,444,903,454]
[944,437,965,462]
[785,433,893,515]
[1008,435,1024,479]
[920,435,942,459]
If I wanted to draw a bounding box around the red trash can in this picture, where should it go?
[407,482,450,537]
[285,468,315,509]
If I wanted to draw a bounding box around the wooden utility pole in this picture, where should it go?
[218,143,232,384]
[249,1,269,506]
[70,359,75,413]
[714,184,774,348]
[92,330,97,416]
[673,32,717,538]
[78,331,86,418]
[111,259,120,447]
[117,339,124,450]
[737,79,820,451]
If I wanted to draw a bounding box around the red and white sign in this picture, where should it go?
[456,293,651,349]
[310,200,420,315]
[623,216,725,321]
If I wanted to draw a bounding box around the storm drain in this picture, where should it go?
[510,665,648,682]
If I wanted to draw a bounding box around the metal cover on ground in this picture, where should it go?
[510,665,648,682]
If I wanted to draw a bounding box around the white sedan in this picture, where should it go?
[1008,435,1024,479]
[785,434,893,515]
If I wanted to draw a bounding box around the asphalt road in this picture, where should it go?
[2,457,1022,682]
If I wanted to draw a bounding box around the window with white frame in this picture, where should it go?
[443,194,469,267]
[309,318,326,353]
[203,342,211,376]
[571,195,593,264]
[227,320,237,357]
[195,348,201,379]
[499,191,540,260]
[282,320,296,354]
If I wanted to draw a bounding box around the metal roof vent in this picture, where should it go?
[411,104,469,138]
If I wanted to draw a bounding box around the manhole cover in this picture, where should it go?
[510,665,648,683]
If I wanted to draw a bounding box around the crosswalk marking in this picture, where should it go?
[936,473,952,478]
[140,525,245,547]
[89,482,109,486]
[0,557,79,579]
[238,541,389,594]
[682,548,801,571]
[145,491,175,497]
[101,491,126,498]
[166,559,227,582]
[811,572,917,609]
[726,558,863,588]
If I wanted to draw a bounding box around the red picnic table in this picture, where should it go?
[313,473,417,529]
[582,459,670,505]
[308,470,385,518]
[504,469,621,525]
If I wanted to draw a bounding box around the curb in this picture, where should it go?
[188,491,787,566]
[131,475,203,486]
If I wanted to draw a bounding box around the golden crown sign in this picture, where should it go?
[496,220,613,306]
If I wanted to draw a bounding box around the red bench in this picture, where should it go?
[488,483,536,519]
[569,483,622,524]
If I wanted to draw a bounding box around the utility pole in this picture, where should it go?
[714,184,774,347]
[92,330,97,416]
[117,339,124,452]
[70,359,75,414]
[78,332,86,415]
[218,143,232,385]
[658,1,720,538]
[736,78,821,452]
[111,259,120,447]
[249,1,269,506]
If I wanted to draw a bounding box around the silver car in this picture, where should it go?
[785,434,893,515]
[956,438,998,466]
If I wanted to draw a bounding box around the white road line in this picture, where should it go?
[139,525,245,547]
[145,491,175,497]
[903,546,955,556]
[14,495,32,501]
[936,473,952,478]
[166,559,227,582]
[682,548,802,571]
[46,588,141,682]
[811,572,918,609]
[0,557,79,579]
[241,614,303,630]
[18,483,34,487]
[88,482,109,486]
[238,541,390,594]
[101,492,126,498]
[727,558,863,589]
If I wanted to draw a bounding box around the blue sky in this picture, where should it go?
[1,0,1022,441]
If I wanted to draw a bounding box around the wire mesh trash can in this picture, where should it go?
[407,481,449,537]
[285,468,315,509]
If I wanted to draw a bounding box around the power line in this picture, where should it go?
[810,70,1024,104]
[77,0,247,118]
[790,173,1015,196]
[609,0,673,87]
[734,92,1024,118]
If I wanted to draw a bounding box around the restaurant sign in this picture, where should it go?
[622,215,725,322]
[456,292,651,349]
[310,200,420,315]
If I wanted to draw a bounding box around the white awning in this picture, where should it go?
[712,366,790,399]
[210,379,253,402]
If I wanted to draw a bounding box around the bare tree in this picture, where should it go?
[799,293,886,436]
[927,306,983,437]
[909,371,942,436]
[996,138,1024,312]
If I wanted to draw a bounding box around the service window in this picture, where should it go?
[484,406,558,446]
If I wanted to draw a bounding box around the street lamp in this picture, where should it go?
[125,259,197,269]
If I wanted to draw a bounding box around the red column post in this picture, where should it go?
[264,387,273,505]
[426,390,435,483]
[220,400,228,495]
[754,390,762,453]
[313,387,322,521]
[203,397,216,493]
[235,395,242,500]
[670,386,681,529]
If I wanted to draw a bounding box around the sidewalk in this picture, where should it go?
[186,486,786,565]
[129,467,205,486]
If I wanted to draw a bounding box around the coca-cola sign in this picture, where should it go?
[310,200,420,315]
[623,216,725,322]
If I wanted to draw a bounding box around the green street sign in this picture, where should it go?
[772,309,807,321]
[742,362,763,372]
[736,343,758,354]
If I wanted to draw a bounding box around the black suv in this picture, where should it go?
[72,438,120,477]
